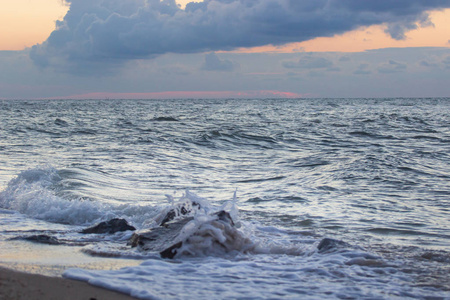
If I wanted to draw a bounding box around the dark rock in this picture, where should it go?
[160,242,183,259]
[317,238,349,253]
[128,217,193,253]
[130,210,239,259]
[215,210,234,226]
[81,218,136,234]
[159,201,200,226]
[12,234,61,245]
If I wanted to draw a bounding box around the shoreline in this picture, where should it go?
[0,266,138,300]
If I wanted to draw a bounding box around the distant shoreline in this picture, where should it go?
[0,266,137,300]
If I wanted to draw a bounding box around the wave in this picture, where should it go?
[62,238,448,300]
[0,167,256,259]
[348,131,397,140]
[0,167,159,227]
[152,116,179,122]
[193,128,279,150]
[54,118,69,127]
[0,167,107,225]
[0,168,311,259]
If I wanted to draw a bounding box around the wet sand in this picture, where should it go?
[0,266,137,300]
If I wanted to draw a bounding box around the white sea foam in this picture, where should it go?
[65,250,448,300]
[0,167,158,227]
[0,167,102,224]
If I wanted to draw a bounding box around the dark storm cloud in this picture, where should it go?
[30,0,450,71]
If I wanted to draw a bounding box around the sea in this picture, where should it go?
[0,98,449,299]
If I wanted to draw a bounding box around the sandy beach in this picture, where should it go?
[0,266,137,300]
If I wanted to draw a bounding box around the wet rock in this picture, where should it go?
[12,234,61,245]
[128,217,193,253]
[81,218,136,234]
[317,238,349,253]
[159,201,201,226]
[215,210,234,226]
[130,210,241,259]
[160,242,183,259]
[345,258,387,267]
[420,251,450,263]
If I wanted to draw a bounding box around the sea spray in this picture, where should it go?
[130,190,258,258]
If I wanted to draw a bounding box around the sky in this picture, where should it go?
[1,0,450,99]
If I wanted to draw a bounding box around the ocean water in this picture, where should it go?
[0,98,449,299]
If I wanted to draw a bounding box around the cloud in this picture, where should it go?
[159,64,191,75]
[283,56,334,69]
[443,56,450,69]
[3,47,450,99]
[201,53,236,71]
[377,60,407,74]
[384,22,419,40]
[384,10,434,40]
[29,0,450,72]
[420,60,438,68]
[353,63,371,75]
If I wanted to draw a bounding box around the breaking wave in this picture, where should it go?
[0,167,158,227]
